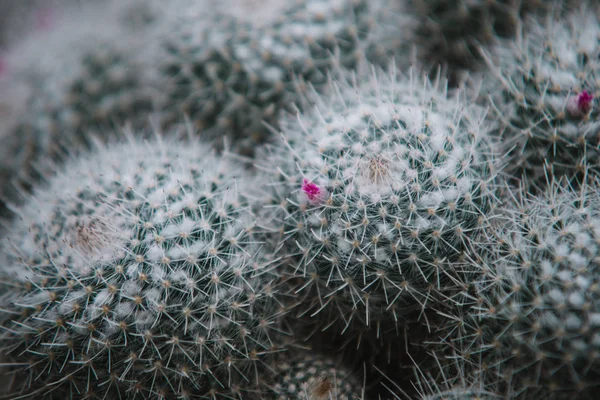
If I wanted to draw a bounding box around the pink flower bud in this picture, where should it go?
[567,90,594,117]
[301,178,327,205]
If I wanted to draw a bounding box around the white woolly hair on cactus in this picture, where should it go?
[257,61,500,336]
[0,128,287,399]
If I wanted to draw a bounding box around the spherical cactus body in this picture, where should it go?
[439,179,600,399]
[482,5,600,191]
[269,350,364,400]
[0,133,285,399]
[258,64,499,337]
[157,0,411,155]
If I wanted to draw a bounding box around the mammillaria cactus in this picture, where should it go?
[258,64,499,337]
[438,178,600,399]
[481,4,600,191]
[0,133,286,399]
[268,349,364,400]
[157,0,410,155]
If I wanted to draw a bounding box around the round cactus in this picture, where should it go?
[0,133,286,399]
[156,0,411,156]
[481,4,600,191]
[438,178,600,399]
[268,350,364,400]
[257,64,499,336]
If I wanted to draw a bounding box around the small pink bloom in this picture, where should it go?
[577,91,594,113]
[301,178,327,205]
[567,90,594,117]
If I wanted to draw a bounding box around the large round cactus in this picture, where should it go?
[258,64,500,337]
[156,0,411,156]
[0,133,286,399]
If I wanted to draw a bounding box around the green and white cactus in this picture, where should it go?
[157,0,411,156]
[268,350,364,400]
[482,4,600,191]
[0,1,163,219]
[0,133,286,399]
[437,178,600,399]
[258,64,500,337]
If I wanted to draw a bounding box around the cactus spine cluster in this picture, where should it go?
[2,1,600,399]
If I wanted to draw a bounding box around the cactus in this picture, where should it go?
[436,178,600,399]
[157,0,411,156]
[0,133,286,399]
[257,63,499,337]
[411,0,583,80]
[268,349,364,400]
[481,4,600,191]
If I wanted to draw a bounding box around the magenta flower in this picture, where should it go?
[302,179,321,199]
[301,178,328,205]
[577,91,594,113]
[567,90,594,117]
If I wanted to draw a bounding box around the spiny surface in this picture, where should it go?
[482,4,600,191]
[439,179,600,399]
[258,65,499,337]
[0,135,285,399]
[269,350,364,400]
[0,1,162,219]
[157,0,410,155]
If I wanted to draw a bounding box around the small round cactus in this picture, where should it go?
[268,350,364,400]
[258,64,499,336]
[0,133,285,399]
[482,4,600,191]
[438,178,600,399]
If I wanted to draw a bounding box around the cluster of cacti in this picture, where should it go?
[1,0,600,399]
